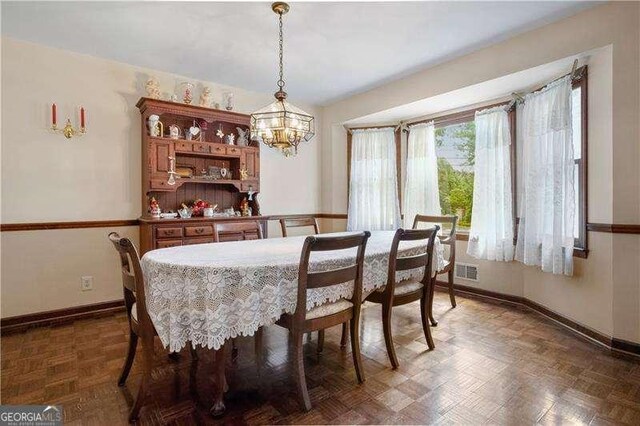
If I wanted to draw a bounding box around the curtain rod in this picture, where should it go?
[344,123,402,134]
[345,60,585,133]
[506,60,586,111]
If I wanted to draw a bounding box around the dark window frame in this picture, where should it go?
[572,70,588,258]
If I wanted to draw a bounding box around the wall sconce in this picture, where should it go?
[51,103,86,139]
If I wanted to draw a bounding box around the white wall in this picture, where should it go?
[321,2,639,343]
[0,37,322,317]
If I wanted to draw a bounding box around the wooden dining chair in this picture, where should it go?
[365,227,439,369]
[279,216,319,237]
[214,220,263,242]
[108,232,167,422]
[276,231,371,411]
[413,214,458,326]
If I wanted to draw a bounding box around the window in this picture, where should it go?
[346,67,587,257]
[434,120,476,231]
[571,72,588,254]
[515,68,588,256]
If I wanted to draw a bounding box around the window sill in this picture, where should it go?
[573,247,589,259]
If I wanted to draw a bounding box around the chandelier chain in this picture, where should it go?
[277,12,285,90]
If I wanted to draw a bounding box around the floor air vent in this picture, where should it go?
[455,263,479,281]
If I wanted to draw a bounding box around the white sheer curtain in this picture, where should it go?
[515,76,575,275]
[403,122,441,228]
[347,128,401,231]
[467,107,514,261]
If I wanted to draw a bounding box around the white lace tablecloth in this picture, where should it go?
[141,231,445,351]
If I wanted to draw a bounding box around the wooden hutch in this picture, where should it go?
[137,97,263,254]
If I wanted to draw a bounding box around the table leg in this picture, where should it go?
[210,341,227,417]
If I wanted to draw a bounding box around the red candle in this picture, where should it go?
[52,103,57,126]
[80,107,85,128]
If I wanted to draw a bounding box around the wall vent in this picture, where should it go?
[455,263,479,281]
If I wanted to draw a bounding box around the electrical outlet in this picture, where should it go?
[81,276,93,291]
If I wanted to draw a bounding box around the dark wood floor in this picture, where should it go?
[2,292,640,425]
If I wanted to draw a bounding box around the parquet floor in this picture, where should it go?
[2,292,640,425]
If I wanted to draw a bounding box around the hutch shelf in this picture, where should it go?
[137,97,263,253]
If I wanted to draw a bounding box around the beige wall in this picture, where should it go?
[0,38,322,318]
[321,2,639,343]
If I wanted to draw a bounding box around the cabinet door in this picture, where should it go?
[152,141,175,174]
[244,149,260,179]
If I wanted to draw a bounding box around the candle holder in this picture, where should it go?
[51,104,87,139]
[52,119,86,139]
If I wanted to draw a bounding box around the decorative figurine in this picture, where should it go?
[169,124,181,140]
[224,92,234,111]
[239,167,249,180]
[236,127,249,146]
[181,82,194,104]
[240,197,250,217]
[214,102,221,109]
[220,168,228,179]
[247,186,256,201]
[148,114,163,137]
[170,94,179,102]
[149,197,161,217]
[216,129,225,141]
[199,87,212,107]
[145,77,161,99]
[185,121,200,140]
[226,133,235,145]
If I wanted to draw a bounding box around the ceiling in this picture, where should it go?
[1,1,598,105]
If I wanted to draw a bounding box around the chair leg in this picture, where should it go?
[317,329,325,355]
[340,322,348,348]
[429,277,438,327]
[381,304,399,369]
[350,317,366,383]
[128,334,153,422]
[118,332,138,386]
[421,293,435,350]
[448,269,456,308]
[292,330,312,411]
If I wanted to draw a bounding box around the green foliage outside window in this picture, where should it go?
[435,122,476,228]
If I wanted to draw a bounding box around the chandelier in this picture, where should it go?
[251,2,315,156]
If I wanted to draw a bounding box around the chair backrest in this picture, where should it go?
[294,231,371,320]
[214,220,264,242]
[108,232,151,329]
[280,216,319,237]
[385,227,439,294]
[412,215,457,243]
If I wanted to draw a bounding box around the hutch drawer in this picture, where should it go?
[226,146,241,156]
[193,143,208,153]
[175,141,193,152]
[156,239,182,249]
[210,145,226,155]
[184,225,214,237]
[156,227,183,239]
[150,179,175,190]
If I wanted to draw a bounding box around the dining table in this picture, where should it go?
[141,230,445,415]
